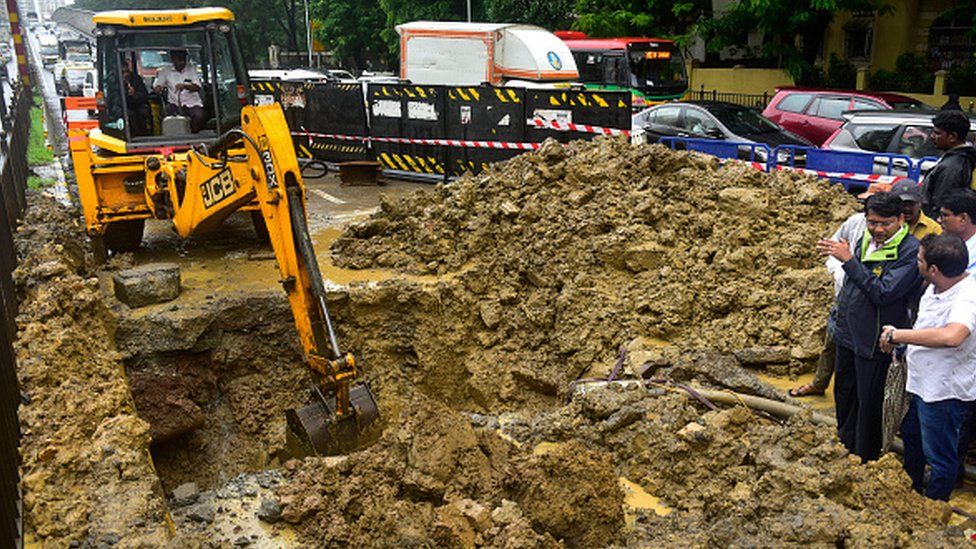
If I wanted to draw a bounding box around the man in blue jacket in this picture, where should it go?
[818,192,923,462]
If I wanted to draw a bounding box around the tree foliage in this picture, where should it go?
[485,0,574,30]
[309,0,387,69]
[72,0,306,62]
[573,0,708,38]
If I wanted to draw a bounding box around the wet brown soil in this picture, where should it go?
[14,140,964,547]
[13,194,171,547]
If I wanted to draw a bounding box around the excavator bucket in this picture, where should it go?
[286,383,380,456]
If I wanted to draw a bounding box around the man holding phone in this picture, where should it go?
[153,49,206,133]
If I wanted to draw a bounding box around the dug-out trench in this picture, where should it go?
[111,276,514,492]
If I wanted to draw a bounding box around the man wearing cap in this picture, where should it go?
[790,181,938,397]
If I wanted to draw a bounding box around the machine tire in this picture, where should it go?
[103,219,145,254]
[251,211,270,245]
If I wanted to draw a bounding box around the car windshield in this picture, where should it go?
[710,105,780,134]
[67,52,90,63]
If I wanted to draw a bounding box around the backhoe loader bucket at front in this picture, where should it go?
[286,383,381,456]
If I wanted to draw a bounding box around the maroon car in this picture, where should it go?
[761,87,933,146]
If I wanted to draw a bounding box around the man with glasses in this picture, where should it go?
[922,110,976,219]
[790,180,939,398]
[818,192,922,462]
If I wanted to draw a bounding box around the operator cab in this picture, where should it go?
[93,8,251,146]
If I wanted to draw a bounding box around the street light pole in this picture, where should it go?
[304,0,312,67]
[466,0,470,22]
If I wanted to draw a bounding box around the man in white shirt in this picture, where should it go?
[153,49,206,133]
[880,233,976,500]
[938,189,976,270]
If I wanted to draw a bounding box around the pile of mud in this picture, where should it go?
[333,138,856,410]
[12,194,170,545]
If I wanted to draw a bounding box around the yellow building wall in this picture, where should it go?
[685,66,795,96]
[823,0,956,73]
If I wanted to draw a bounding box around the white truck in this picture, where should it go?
[38,32,59,67]
[395,21,579,87]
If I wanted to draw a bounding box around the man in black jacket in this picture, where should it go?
[922,110,976,219]
[818,192,923,462]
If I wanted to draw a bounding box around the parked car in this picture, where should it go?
[327,69,357,82]
[632,100,812,160]
[822,110,976,176]
[762,87,934,146]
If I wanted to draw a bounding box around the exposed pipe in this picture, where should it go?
[571,379,974,482]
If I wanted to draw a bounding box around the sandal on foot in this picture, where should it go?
[788,384,825,397]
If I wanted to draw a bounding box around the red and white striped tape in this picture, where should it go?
[526,118,631,137]
[293,129,541,150]
[293,117,631,149]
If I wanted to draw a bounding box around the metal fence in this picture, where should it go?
[690,85,770,109]
[0,87,33,549]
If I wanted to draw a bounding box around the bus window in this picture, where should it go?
[602,55,626,86]
[573,52,604,83]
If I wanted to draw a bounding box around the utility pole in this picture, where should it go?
[303,0,312,67]
[466,0,471,22]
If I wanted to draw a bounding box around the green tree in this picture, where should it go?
[484,0,574,29]
[73,0,304,63]
[572,0,708,38]
[311,0,387,69]
[701,0,888,82]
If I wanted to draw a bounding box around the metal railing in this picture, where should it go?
[657,136,931,193]
[690,85,770,109]
[0,86,33,549]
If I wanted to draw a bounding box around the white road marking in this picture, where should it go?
[309,188,347,205]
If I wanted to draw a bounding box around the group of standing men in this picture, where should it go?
[793,109,976,501]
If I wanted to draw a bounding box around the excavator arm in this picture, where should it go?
[147,103,378,455]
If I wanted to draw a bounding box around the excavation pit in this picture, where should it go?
[13,140,973,546]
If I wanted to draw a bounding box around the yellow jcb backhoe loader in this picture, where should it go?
[69,7,378,455]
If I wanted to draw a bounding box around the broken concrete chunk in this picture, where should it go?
[733,346,791,366]
[113,263,181,307]
[186,502,215,523]
[257,498,282,523]
[171,482,199,506]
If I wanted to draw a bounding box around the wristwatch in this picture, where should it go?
[885,330,895,344]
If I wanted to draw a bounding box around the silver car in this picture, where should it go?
[823,110,976,176]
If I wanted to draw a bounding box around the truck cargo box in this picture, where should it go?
[396,21,579,86]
